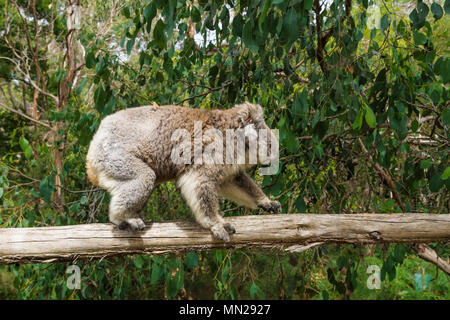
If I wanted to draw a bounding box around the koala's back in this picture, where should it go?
[86,104,212,187]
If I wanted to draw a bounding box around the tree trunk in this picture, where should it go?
[0,214,449,265]
[53,0,83,208]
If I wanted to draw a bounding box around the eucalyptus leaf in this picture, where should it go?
[431,2,444,20]
[429,172,444,192]
[364,105,377,128]
[413,31,427,45]
[353,109,363,130]
[19,136,33,159]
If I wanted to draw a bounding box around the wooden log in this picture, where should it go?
[1,214,449,265]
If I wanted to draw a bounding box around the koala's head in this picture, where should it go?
[234,103,279,174]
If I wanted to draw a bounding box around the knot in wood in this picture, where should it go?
[369,231,382,240]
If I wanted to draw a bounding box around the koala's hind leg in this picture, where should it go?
[102,160,156,231]
[219,171,281,213]
[177,171,235,242]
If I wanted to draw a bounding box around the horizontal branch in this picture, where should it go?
[412,244,450,275]
[0,101,54,130]
[1,214,449,265]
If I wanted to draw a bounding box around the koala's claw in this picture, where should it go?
[223,223,236,234]
[211,224,231,242]
[258,200,282,213]
[117,218,146,231]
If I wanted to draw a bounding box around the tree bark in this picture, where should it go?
[0,214,449,265]
[412,244,450,275]
[53,0,84,209]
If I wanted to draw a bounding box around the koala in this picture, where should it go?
[86,102,280,242]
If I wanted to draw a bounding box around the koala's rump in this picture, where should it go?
[86,105,190,185]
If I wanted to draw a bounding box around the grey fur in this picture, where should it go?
[86,102,280,241]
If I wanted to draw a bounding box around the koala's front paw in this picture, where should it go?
[118,218,146,231]
[223,223,236,234]
[258,200,282,213]
[211,223,235,242]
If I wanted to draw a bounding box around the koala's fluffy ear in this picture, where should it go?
[235,102,265,128]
